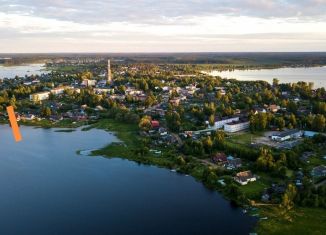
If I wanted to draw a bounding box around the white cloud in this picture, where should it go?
[0,0,326,52]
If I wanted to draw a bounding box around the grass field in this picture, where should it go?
[257,207,326,235]
[227,132,263,145]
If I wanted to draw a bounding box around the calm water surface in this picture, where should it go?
[208,66,326,88]
[0,64,47,79]
[0,125,256,235]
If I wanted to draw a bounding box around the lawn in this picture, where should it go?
[227,132,263,145]
[240,181,268,199]
[239,172,284,200]
[87,119,139,156]
[257,207,326,235]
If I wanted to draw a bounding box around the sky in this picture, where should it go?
[0,0,326,53]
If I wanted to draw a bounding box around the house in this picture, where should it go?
[97,80,108,87]
[311,166,326,178]
[234,171,256,185]
[271,129,303,142]
[170,98,181,106]
[81,79,97,87]
[22,114,35,121]
[159,127,168,136]
[227,156,242,169]
[304,131,319,138]
[262,184,286,201]
[125,88,143,96]
[211,153,228,165]
[300,152,314,162]
[145,108,165,117]
[109,94,125,101]
[30,91,50,102]
[224,120,250,133]
[234,109,241,115]
[268,104,280,113]
[217,179,226,186]
[15,113,21,122]
[134,94,147,102]
[253,107,267,114]
[151,120,160,129]
[95,105,105,111]
[94,88,114,94]
[214,87,226,95]
[49,115,63,122]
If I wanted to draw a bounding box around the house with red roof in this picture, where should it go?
[151,120,160,129]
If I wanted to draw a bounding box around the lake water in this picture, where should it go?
[0,64,47,79]
[208,66,326,89]
[0,125,256,235]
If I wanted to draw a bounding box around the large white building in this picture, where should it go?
[51,86,73,95]
[207,116,239,130]
[224,120,250,133]
[30,86,75,102]
[271,129,303,142]
[30,91,50,102]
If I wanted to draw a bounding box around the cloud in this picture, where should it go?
[0,0,326,52]
[1,0,326,25]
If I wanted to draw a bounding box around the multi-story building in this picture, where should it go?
[224,120,250,133]
[29,91,50,102]
[51,86,73,95]
[208,116,240,130]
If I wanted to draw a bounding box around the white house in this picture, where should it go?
[22,114,36,121]
[234,171,256,185]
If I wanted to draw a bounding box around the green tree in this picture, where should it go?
[9,95,16,109]
[281,184,297,211]
[313,114,325,132]
[273,78,279,87]
[203,136,213,153]
[276,117,286,130]
[208,114,215,126]
[138,115,152,132]
[256,148,275,170]
[41,106,51,117]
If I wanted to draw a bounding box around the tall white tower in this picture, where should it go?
[107,59,112,84]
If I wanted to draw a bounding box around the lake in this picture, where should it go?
[0,64,47,79]
[207,66,326,89]
[0,125,256,235]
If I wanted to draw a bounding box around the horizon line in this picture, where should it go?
[1,51,326,55]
